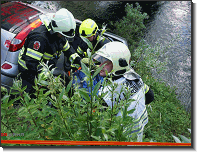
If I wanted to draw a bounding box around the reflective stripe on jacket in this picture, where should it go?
[98,77,148,137]
[80,33,111,55]
[72,69,148,137]
[18,23,80,71]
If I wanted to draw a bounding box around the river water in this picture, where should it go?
[30,1,191,112]
[144,1,191,112]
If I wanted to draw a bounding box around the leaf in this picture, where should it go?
[106,128,116,136]
[65,79,73,94]
[92,63,106,78]
[1,86,8,93]
[18,107,29,117]
[44,90,51,97]
[10,91,20,95]
[81,62,91,78]
[172,135,181,143]
[92,80,101,97]
[179,135,191,143]
[103,133,108,141]
[21,85,27,92]
[49,108,58,116]
[40,80,49,86]
[7,108,17,115]
[1,110,5,116]
[91,135,101,141]
[47,96,57,107]
[62,95,69,101]
[7,96,21,107]
[58,87,65,101]
[23,93,30,107]
[45,116,53,124]
[51,95,57,101]
[78,89,90,102]
[1,95,10,104]
[188,128,191,133]
[127,108,135,115]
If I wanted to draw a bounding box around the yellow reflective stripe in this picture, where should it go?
[43,52,53,60]
[124,108,148,135]
[19,46,25,57]
[69,53,79,63]
[77,46,84,55]
[62,41,70,51]
[84,52,87,57]
[43,20,51,32]
[144,84,149,93]
[18,58,28,70]
[18,46,28,69]
[133,108,147,123]
[71,64,80,69]
[26,48,43,61]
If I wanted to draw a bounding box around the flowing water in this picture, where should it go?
[30,1,192,112]
[144,1,191,112]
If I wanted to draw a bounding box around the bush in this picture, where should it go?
[111,3,149,51]
[1,62,143,146]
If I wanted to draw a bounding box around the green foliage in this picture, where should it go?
[112,3,149,51]
[172,129,191,143]
[1,62,141,146]
[129,34,191,143]
[111,2,191,143]
[1,2,191,145]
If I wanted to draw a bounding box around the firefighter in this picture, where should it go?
[73,18,111,59]
[65,18,111,75]
[18,8,81,94]
[73,41,154,141]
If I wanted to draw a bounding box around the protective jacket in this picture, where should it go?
[18,18,80,93]
[74,31,111,58]
[99,70,148,139]
[73,69,153,140]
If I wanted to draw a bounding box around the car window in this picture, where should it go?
[1,2,40,31]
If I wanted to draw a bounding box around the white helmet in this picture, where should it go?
[93,41,131,76]
[50,8,76,40]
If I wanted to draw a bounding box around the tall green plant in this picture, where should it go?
[112,3,149,51]
[1,61,143,146]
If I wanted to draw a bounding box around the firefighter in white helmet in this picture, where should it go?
[18,8,81,95]
[92,41,154,140]
[73,41,154,140]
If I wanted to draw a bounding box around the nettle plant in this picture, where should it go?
[1,60,142,145]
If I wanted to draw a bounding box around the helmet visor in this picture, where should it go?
[62,29,75,37]
[92,54,109,64]
[81,26,97,37]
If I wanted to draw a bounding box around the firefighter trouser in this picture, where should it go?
[18,64,36,94]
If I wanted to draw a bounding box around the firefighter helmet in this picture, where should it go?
[50,8,76,40]
[79,18,98,37]
[92,41,131,76]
